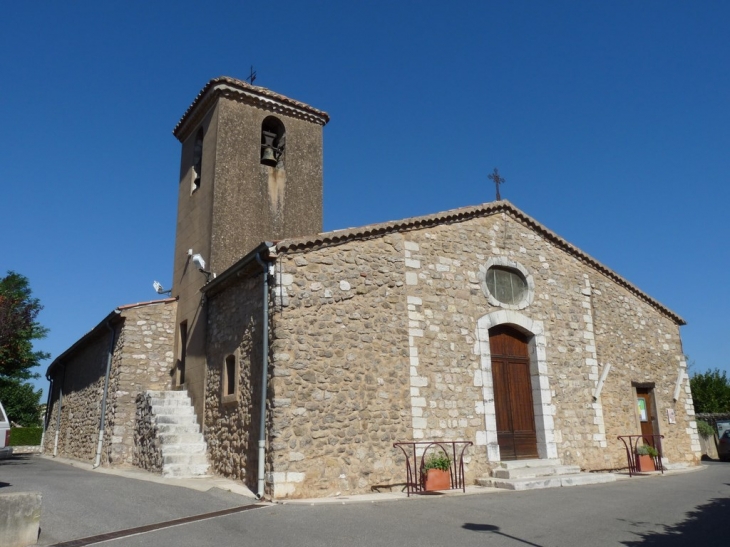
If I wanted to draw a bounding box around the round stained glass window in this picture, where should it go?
[485,266,528,306]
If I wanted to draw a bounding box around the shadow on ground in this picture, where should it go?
[0,455,35,466]
[463,523,544,547]
[620,495,729,545]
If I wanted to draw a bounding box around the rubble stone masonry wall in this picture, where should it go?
[591,277,700,465]
[133,392,163,473]
[43,301,176,466]
[106,302,176,466]
[264,212,698,497]
[270,235,412,498]
[205,274,265,493]
[43,331,110,461]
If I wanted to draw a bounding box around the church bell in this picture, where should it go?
[261,130,278,167]
[261,146,277,166]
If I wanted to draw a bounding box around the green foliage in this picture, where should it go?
[423,452,451,471]
[636,444,658,457]
[0,271,49,382]
[0,378,43,426]
[690,369,730,413]
[696,419,716,439]
[9,427,42,446]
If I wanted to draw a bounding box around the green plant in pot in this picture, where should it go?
[635,444,658,472]
[636,445,659,457]
[422,452,451,491]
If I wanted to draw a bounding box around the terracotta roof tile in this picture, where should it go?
[117,297,177,310]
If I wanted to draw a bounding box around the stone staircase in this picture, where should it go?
[478,459,616,491]
[147,391,210,478]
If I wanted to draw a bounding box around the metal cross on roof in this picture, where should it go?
[246,66,257,85]
[488,168,505,201]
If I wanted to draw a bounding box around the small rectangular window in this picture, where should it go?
[222,353,238,404]
[178,321,188,385]
[225,355,236,396]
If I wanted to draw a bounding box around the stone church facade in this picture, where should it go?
[45,76,701,499]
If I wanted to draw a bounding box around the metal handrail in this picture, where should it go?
[393,441,472,496]
[617,435,665,477]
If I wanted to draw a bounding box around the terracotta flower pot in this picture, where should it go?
[636,454,655,472]
[423,468,451,491]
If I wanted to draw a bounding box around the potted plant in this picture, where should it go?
[422,452,451,491]
[635,444,658,472]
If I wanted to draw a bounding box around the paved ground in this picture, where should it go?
[2,454,728,546]
[0,455,256,546]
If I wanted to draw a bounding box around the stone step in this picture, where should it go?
[151,405,194,416]
[162,463,210,478]
[497,458,562,470]
[150,397,191,408]
[145,390,209,479]
[154,414,197,425]
[159,432,205,444]
[156,423,200,434]
[161,443,207,455]
[147,390,190,399]
[662,462,688,471]
[162,453,209,465]
[478,472,616,491]
[492,464,581,480]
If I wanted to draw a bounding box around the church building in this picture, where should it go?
[44,76,701,499]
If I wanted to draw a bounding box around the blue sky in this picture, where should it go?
[2,2,729,397]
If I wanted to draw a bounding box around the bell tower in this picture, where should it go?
[169,76,329,419]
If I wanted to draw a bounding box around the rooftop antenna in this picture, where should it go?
[488,168,505,201]
[246,65,257,85]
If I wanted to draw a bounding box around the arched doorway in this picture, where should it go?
[490,325,539,460]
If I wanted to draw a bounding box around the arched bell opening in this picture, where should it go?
[191,127,204,193]
[261,116,286,169]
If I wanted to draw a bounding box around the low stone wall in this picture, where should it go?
[698,434,719,460]
[133,392,163,473]
[696,413,730,430]
[11,446,41,455]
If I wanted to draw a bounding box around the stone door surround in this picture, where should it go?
[474,310,558,463]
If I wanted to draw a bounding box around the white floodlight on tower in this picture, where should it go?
[191,254,206,271]
[152,281,172,295]
[189,252,214,282]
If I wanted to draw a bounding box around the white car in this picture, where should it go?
[0,401,12,458]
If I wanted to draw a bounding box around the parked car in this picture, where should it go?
[0,401,12,459]
[719,429,730,462]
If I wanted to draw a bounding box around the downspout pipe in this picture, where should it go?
[40,374,54,454]
[53,365,66,457]
[254,253,270,500]
[94,313,120,468]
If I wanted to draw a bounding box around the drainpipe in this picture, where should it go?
[94,315,119,468]
[254,253,270,500]
[53,365,66,457]
[40,375,54,454]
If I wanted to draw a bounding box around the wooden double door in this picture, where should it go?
[490,325,539,460]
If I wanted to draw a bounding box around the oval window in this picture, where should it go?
[485,266,527,306]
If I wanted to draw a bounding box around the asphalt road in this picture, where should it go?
[2,455,729,546]
[0,455,251,546]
